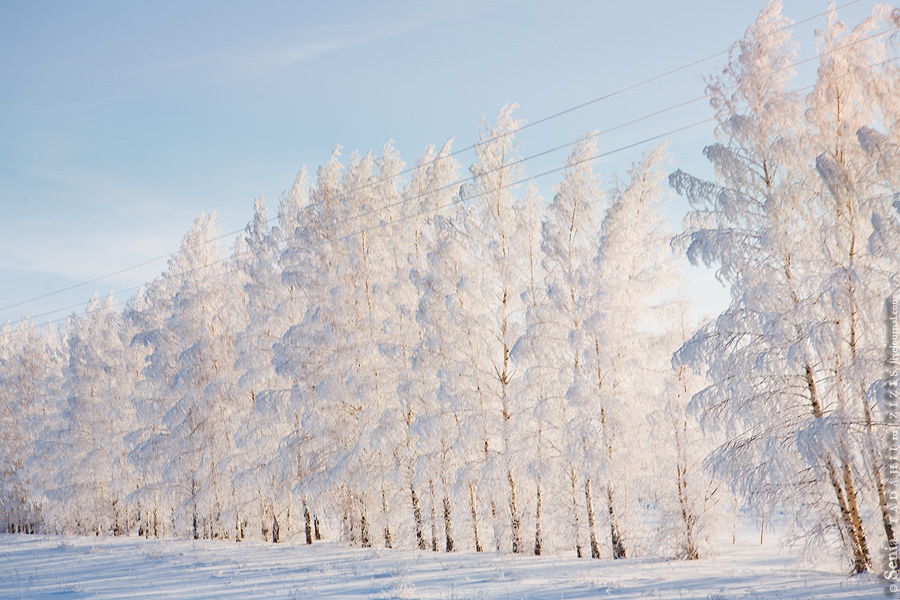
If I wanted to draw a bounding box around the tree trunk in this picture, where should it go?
[608,486,626,559]
[443,495,454,552]
[411,485,426,550]
[286,505,292,541]
[470,483,482,552]
[674,426,698,560]
[806,364,870,573]
[192,477,200,540]
[491,501,501,551]
[676,463,698,558]
[508,470,521,553]
[360,510,371,548]
[382,490,392,549]
[732,497,737,544]
[824,457,867,571]
[344,510,353,545]
[113,498,121,536]
[534,484,543,556]
[304,505,313,545]
[429,480,438,552]
[840,445,870,572]
[859,396,896,549]
[759,514,764,545]
[272,513,281,543]
[585,478,600,559]
[845,221,896,551]
[571,468,582,558]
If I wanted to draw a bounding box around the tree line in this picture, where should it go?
[1,1,898,573]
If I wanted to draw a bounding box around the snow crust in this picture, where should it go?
[1,528,884,599]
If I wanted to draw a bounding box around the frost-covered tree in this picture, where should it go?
[648,309,723,561]
[46,294,141,535]
[514,135,601,557]
[233,196,300,543]
[130,214,247,540]
[508,183,547,556]
[0,320,65,533]
[392,140,461,551]
[583,144,678,560]
[460,104,536,554]
[805,7,900,557]
[670,0,900,573]
[275,149,347,544]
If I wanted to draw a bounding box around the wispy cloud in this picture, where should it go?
[104,2,490,81]
[234,36,371,74]
[231,4,469,76]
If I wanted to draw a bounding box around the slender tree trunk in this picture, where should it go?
[344,510,353,545]
[443,495,454,552]
[360,510,371,548]
[732,497,737,545]
[113,498,121,536]
[759,514,765,545]
[314,515,322,541]
[470,483,482,552]
[825,457,867,571]
[491,501,501,551]
[585,478,599,559]
[411,485,426,550]
[676,462,697,559]
[845,210,895,550]
[674,426,698,560]
[608,486,626,559]
[304,505,313,545]
[859,391,896,548]
[272,513,281,543]
[429,479,438,552]
[192,477,200,541]
[595,356,625,559]
[570,468,582,558]
[382,489,392,549]
[840,443,870,571]
[534,483,543,556]
[806,365,870,573]
[508,470,521,553]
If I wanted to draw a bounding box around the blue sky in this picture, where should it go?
[0,0,884,325]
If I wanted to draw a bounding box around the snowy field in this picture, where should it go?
[0,529,887,600]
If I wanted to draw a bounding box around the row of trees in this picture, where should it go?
[1,1,898,572]
[1,125,706,558]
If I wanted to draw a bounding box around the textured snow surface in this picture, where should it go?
[0,533,885,599]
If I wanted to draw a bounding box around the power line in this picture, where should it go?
[13,38,900,335]
[3,47,897,333]
[0,0,864,317]
[255,0,862,224]
[0,116,719,338]
[495,0,861,136]
[291,26,899,242]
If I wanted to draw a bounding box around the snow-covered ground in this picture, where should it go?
[0,529,886,599]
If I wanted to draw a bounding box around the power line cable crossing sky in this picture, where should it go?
[5,41,898,336]
[0,0,888,324]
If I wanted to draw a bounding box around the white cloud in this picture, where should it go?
[234,37,368,74]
